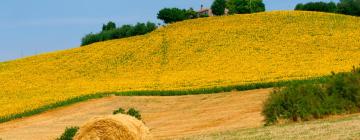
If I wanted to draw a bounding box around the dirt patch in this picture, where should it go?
[0,89,271,140]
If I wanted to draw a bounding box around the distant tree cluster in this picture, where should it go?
[81,22,157,46]
[102,21,116,31]
[157,0,265,24]
[295,2,337,13]
[295,0,360,16]
[212,0,265,15]
[157,8,198,24]
[226,0,265,14]
[337,0,360,16]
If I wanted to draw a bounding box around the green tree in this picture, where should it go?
[211,0,227,16]
[248,0,266,13]
[119,24,134,37]
[102,21,116,31]
[157,8,188,24]
[295,3,304,10]
[186,8,198,19]
[227,0,265,14]
[337,0,360,16]
[81,33,100,46]
[146,22,157,32]
[132,23,147,35]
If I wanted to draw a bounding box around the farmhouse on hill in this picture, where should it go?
[197,4,229,17]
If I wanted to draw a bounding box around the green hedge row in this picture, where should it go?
[0,76,330,124]
[56,127,79,140]
[295,0,360,16]
[263,67,360,125]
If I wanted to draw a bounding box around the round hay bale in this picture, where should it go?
[74,114,153,140]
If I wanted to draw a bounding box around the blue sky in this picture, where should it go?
[0,0,339,62]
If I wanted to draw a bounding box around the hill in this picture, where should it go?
[1,11,360,120]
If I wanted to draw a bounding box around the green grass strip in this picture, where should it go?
[0,76,331,124]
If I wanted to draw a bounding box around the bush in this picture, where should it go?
[199,13,210,18]
[326,68,360,108]
[263,67,360,125]
[295,2,337,13]
[113,107,125,115]
[57,127,79,140]
[263,84,326,124]
[81,22,157,46]
[227,0,265,14]
[113,107,141,120]
[127,108,142,120]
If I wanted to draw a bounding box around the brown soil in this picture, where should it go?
[0,89,271,140]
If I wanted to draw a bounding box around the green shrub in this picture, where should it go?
[127,108,141,120]
[199,14,210,18]
[113,107,125,115]
[263,67,360,125]
[326,68,360,108]
[263,83,326,125]
[112,107,141,120]
[56,127,79,140]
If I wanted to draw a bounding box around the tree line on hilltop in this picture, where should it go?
[295,0,360,16]
[81,22,157,46]
[157,0,265,24]
[81,0,359,46]
[81,0,266,46]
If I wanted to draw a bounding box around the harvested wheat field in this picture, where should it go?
[179,114,360,140]
[0,89,270,140]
